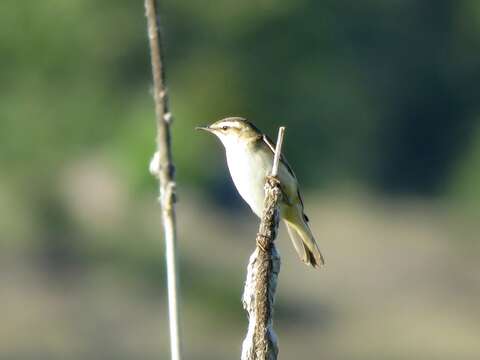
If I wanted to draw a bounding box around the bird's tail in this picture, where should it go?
[284,218,324,268]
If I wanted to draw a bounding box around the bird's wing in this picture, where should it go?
[261,134,296,179]
[261,134,308,218]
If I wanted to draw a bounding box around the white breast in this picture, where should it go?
[225,144,271,217]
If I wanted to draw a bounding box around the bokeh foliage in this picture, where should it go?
[1,0,479,198]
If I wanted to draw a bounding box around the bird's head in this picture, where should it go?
[196,117,261,147]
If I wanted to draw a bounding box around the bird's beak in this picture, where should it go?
[195,126,215,133]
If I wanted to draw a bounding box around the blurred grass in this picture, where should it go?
[1,185,479,359]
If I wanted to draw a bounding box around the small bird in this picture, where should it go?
[197,117,324,268]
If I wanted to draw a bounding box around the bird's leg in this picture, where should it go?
[266,175,292,206]
[256,233,270,252]
[266,175,280,186]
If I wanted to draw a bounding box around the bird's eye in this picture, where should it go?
[222,126,228,131]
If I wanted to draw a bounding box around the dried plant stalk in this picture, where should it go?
[241,127,286,360]
[145,1,182,360]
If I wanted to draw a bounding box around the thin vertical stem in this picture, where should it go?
[271,127,285,177]
[144,1,182,360]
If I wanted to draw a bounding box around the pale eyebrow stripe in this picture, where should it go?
[216,121,241,129]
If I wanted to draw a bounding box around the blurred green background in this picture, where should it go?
[1,0,479,359]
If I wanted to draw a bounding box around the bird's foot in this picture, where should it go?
[266,175,280,186]
[256,233,271,252]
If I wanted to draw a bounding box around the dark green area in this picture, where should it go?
[1,0,479,198]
